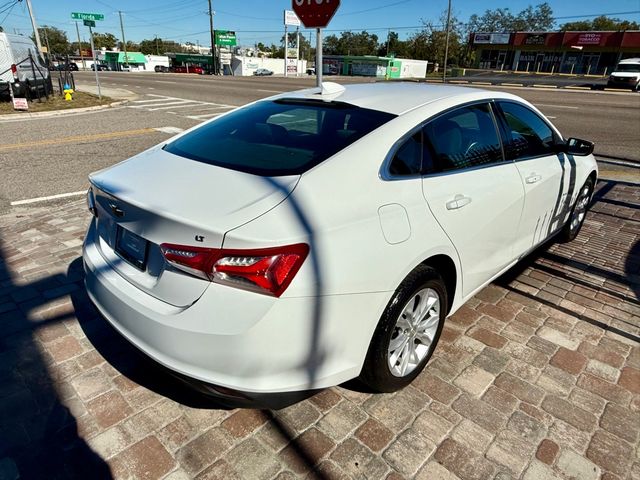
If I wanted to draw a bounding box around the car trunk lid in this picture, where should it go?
[89,146,299,307]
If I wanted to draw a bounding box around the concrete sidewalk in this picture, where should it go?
[0,179,638,479]
[75,83,138,102]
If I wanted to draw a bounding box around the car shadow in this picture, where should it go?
[0,239,112,479]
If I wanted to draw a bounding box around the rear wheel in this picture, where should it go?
[360,266,447,392]
[559,178,594,242]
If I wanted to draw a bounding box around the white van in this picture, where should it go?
[0,32,50,98]
[607,57,640,92]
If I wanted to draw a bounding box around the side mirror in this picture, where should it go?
[558,137,595,156]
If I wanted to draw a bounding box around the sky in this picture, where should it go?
[2,0,639,48]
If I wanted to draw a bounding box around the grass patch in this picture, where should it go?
[0,91,113,114]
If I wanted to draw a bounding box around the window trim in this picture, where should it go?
[493,100,564,163]
[380,99,510,181]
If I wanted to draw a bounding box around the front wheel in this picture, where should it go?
[559,178,594,242]
[360,266,447,392]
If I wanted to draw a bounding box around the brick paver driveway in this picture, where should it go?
[0,179,638,479]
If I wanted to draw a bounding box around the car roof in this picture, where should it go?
[273,82,503,116]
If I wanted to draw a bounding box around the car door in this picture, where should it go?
[421,102,525,298]
[495,101,573,257]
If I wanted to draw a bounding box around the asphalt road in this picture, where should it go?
[0,72,637,212]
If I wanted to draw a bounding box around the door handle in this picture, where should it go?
[525,174,542,184]
[446,194,472,210]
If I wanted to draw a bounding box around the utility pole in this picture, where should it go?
[75,22,86,69]
[207,0,216,74]
[296,26,300,76]
[89,24,101,99]
[118,11,129,69]
[442,0,452,83]
[25,0,44,60]
[155,34,159,55]
[386,29,390,57]
[284,23,288,77]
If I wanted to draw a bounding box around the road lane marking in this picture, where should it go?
[11,191,86,206]
[257,89,283,93]
[186,113,222,120]
[0,128,156,152]
[130,100,200,108]
[154,80,177,84]
[153,127,184,134]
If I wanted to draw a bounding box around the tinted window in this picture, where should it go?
[499,102,557,160]
[423,103,504,172]
[164,100,395,176]
[389,131,423,176]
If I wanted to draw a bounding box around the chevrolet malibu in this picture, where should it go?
[83,82,597,404]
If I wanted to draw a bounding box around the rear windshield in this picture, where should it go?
[163,99,396,176]
[616,63,640,73]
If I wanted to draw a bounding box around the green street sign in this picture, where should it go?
[83,19,96,27]
[71,12,104,21]
[215,30,237,46]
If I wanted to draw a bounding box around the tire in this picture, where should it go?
[559,177,594,243]
[360,265,447,392]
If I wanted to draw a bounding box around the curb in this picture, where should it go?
[0,99,128,120]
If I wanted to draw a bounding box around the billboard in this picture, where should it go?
[473,33,510,45]
[215,30,237,46]
[284,10,301,26]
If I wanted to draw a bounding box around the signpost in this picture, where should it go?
[72,12,103,99]
[292,0,340,87]
[283,10,301,77]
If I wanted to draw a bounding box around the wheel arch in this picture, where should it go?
[420,254,457,314]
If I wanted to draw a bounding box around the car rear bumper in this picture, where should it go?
[83,220,389,394]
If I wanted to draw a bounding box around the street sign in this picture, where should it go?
[83,19,96,28]
[71,12,104,21]
[284,10,301,26]
[215,30,237,46]
[292,0,340,28]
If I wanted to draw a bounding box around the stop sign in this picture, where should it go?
[292,0,341,28]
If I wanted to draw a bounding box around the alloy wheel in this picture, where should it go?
[388,288,440,377]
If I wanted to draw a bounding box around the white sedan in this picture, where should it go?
[83,82,597,405]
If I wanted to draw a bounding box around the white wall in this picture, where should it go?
[399,59,428,78]
[232,56,307,76]
[144,55,170,72]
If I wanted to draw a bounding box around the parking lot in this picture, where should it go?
[0,77,639,479]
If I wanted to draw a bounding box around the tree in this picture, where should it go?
[92,32,118,50]
[377,31,410,58]
[560,15,639,31]
[31,25,71,55]
[323,31,379,56]
[467,3,554,32]
[409,11,464,65]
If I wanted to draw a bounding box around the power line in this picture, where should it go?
[339,0,418,17]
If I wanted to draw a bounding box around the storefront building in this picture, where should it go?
[471,30,640,75]
[322,55,428,78]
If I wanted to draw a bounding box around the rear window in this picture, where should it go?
[164,99,396,176]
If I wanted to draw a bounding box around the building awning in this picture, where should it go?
[104,51,147,64]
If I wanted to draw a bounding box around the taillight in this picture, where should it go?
[10,64,17,80]
[160,243,309,297]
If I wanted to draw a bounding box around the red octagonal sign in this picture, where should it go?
[292,0,341,28]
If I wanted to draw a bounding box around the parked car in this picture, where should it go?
[119,64,131,72]
[607,57,640,91]
[253,68,273,76]
[91,63,108,71]
[154,65,169,73]
[0,32,51,98]
[83,83,597,406]
[306,66,316,75]
[56,62,79,71]
[172,65,204,74]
